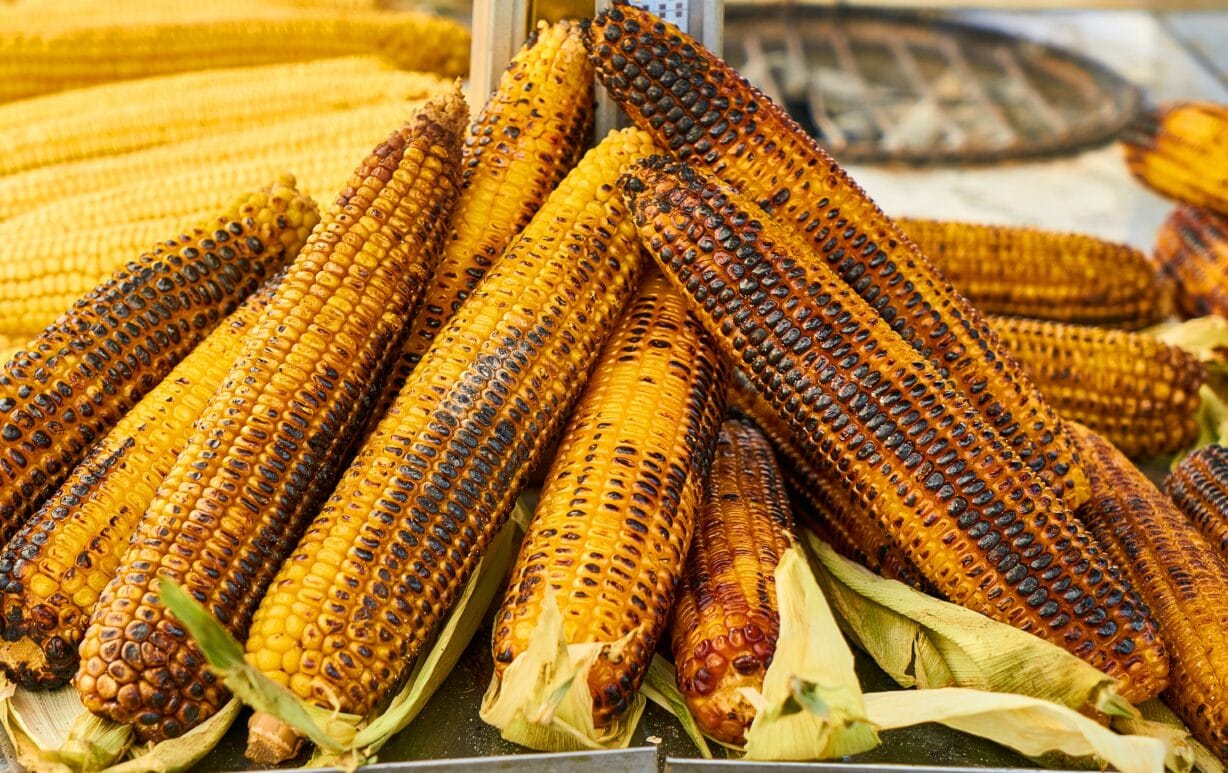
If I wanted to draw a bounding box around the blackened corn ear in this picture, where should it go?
[1122,102,1228,216]
[1072,422,1228,761]
[621,159,1169,704]
[727,380,931,591]
[491,268,727,729]
[375,20,594,412]
[1168,445,1228,562]
[75,91,467,742]
[1154,205,1228,320]
[897,218,1166,329]
[588,3,1089,506]
[241,127,654,755]
[989,316,1205,459]
[0,6,467,104]
[671,417,793,745]
[0,282,275,689]
[0,178,316,548]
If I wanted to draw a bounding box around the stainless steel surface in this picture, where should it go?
[664,764,1079,773]
[277,748,658,772]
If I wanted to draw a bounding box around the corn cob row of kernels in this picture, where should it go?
[1153,205,1228,320]
[587,4,1090,507]
[0,279,276,689]
[989,316,1205,459]
[492,268,728,730]
[671,416,794,746]
[76,92,467,742]
[1073,422,1228,760]
[1122,102,1228,217]
[897,218,1166,329]
[1168,445,1228,562]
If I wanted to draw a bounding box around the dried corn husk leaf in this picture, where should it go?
[864,688,1165,773]
[803,532,1128,716]
[1114,700,1223,773]
[1149,316,1228,458]
[639,655,713,760]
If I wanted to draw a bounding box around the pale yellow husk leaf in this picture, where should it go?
[1114,700,1224,773]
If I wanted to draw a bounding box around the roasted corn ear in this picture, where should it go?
[0,6,467,104]
[242,127,655,762]
[1168,444,1228,561]
[588,3,1089,506]
[1154,205,1228,320]
[621,158,1169,704]
[671,416,794,746]
[0,281,276,689]
[491,268,727,730]
[989,316,1205,459]
[0,178,317,548]
[376,20,594,411]
[1072,422,1228,761]
[75,91,467,742]
[1122,102,1228,216]
[897,218,1166,329]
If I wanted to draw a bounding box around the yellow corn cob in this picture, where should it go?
[0,57,447,177]
[896,218,1166,329]
[727,381,932,591]
[989,316,1205,459]
[0,6,467,105]
[0,281,276,689]
[621,158,1169,704]
[671,417,794,746]
[75,91,467,742]
[491,269,728,729]
[1122,102,1228,216]
[1167,445,1228,561]
[1072,422,1228,760]
[375,20,594,410]
[589,4,1089,507]
[0,179,317,549]
[1153,205,1228,320]
[242,127,655,763]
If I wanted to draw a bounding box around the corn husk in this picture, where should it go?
[803,532,1130,717]
[1149,315,1228,458]
[1114,700,1224,773]
[639,655,713,759]
[864,688,1165,773]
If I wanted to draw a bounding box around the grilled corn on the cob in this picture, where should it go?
[0,282,275,689]
[989,316,1205,459]
[1154,205,1228,320]
[75,92,467,742]
[621,158,1169,704]
[897,218,1165,329]
[1072,422,1228,761]
[491,269,728,730]
[1122,102,1228,216]
[1168,445,1228,561]
[0,179,317,548]
[588,3,1089,506]
[671,416,794,746]
[242,127,655,762]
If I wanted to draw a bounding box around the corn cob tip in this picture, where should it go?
[0,638,63,689]
[245,712,302,765]
[418,82,469,136]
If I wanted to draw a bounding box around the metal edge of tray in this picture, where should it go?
[663,761,1084,773]
[265,747,660,773]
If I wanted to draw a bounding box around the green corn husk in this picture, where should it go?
[803,531,1130,717]
[1149,316,1228,460]
[639,655,713,759]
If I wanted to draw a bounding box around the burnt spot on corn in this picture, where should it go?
[587,3,1089,505]
[1122,103,1228,217]
[670,417,794,746]
[1154,205,1228,320]
[75,92,468,743]
[621,159,1168,704]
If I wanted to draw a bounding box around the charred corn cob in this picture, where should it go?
[375,20,594,411]
[621,158,1169,704]
[1168,445,1228,561]
[491,269,727,729]
[242,127,654,762]
[671,416,794,746]
[728,380,931,591]
[1072,422,1228,760]
[588,4,1089,506]
[1122,102,1228,216]
[75,92,467,742]
[0,58,446,177]
[989,316,1204,459]
[896,219,1166,329]
[0,7,467,104]
[0,178,316,549]
[1153,205,1228,320]
[0,281,276,689]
